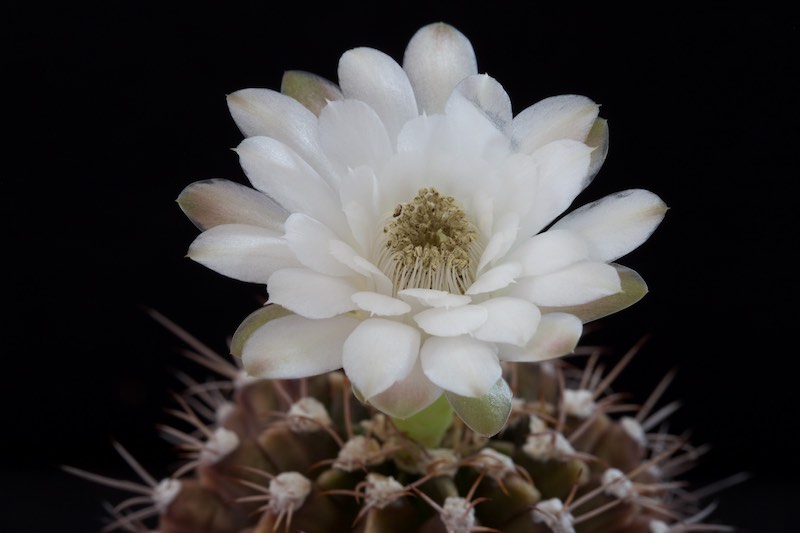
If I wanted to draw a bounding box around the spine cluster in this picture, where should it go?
[68,317,733,533]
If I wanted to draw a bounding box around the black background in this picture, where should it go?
[5,2,797,531]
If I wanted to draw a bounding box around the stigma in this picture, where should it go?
[379,188,480,294]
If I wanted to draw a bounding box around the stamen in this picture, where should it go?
[379,188,480,294]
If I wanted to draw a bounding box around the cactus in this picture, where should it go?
[65,309,736,532]
[65,21,741,532]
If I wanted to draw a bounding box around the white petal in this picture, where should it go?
[398,288,471,308]
[413,305,488,336]
[280,70,344,116]
[177,178,288,232]
[512,261,621,307]
[187,224,298,284]
[328,241,393,295]
[368,359,442,419]
[450,74,513,134]
[318,99,394,172]
[523,139,593,235]
[473,297,541,346]
[352,291,411,316]
[243,314,357,378]
[500,313,582,362]
[443,86,510,158]
[340,166,380,252]
[402,22,477,114]
[465,262,522,295]
[235,136,347,234]
[551,189,668,262]
[267,268,359,318]
[508,229,589,276]
[421,336,501,397]
[342,318,420,398]
[226,89,335,182]
[338,47,418,143]
[477,212,520,271]
[511,94,600,155]
[284,214,353,276]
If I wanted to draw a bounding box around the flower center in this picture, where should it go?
[379,187,479,294]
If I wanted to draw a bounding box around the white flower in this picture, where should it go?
[178,22,667,434]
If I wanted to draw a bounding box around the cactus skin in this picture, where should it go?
[68,316,734,533]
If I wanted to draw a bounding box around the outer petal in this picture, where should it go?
[511,94,600,155]
[402,22,478,114]
[550,189,668,262]
[234,136,347,233]
[280,70,344,116]
[337,47,418,143]
[367,359,442,419]
[540,264,649,323]
[226,88,336,182]
[512,261,622,307]
[420,336,501,397]
[446,378,512,437]
[499,312,583,362]
[267,268,359,318]
[177,178,288,232]
[342,318,420,398]
[472,297,541,346]
[187,224,298,284]
[243,314,357,378]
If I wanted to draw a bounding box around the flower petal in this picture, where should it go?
[339,166,380,252]
[523,139,593,235]
[230,304,293,359]
[280,70,343,116]
[367,359,442,419]
[511,94,600,155]
[446,377,512,437]
[420,336,501,397]
[177,178,288,232]
[500,312,583,362]
[451,74,513,134]
[512,261,622,307]
[413,305,488,336]
[540,264,649,323]
[267,268,359,318]
[352,291,411,316]
[472,297,541,346]
[318,99,394,173]
[284,213,353,276]
[402,22,477,114]
[466,262,522,295]
[342,318,420,398]
[242,314,358,378]
[551,189,668,262]
[226,88,335,182]
[234,136,347,233]
[508,229,589,276]
[476,212,520,271]
[398,289,471,308]
[187,224,298,284]
[338,47,418,143]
